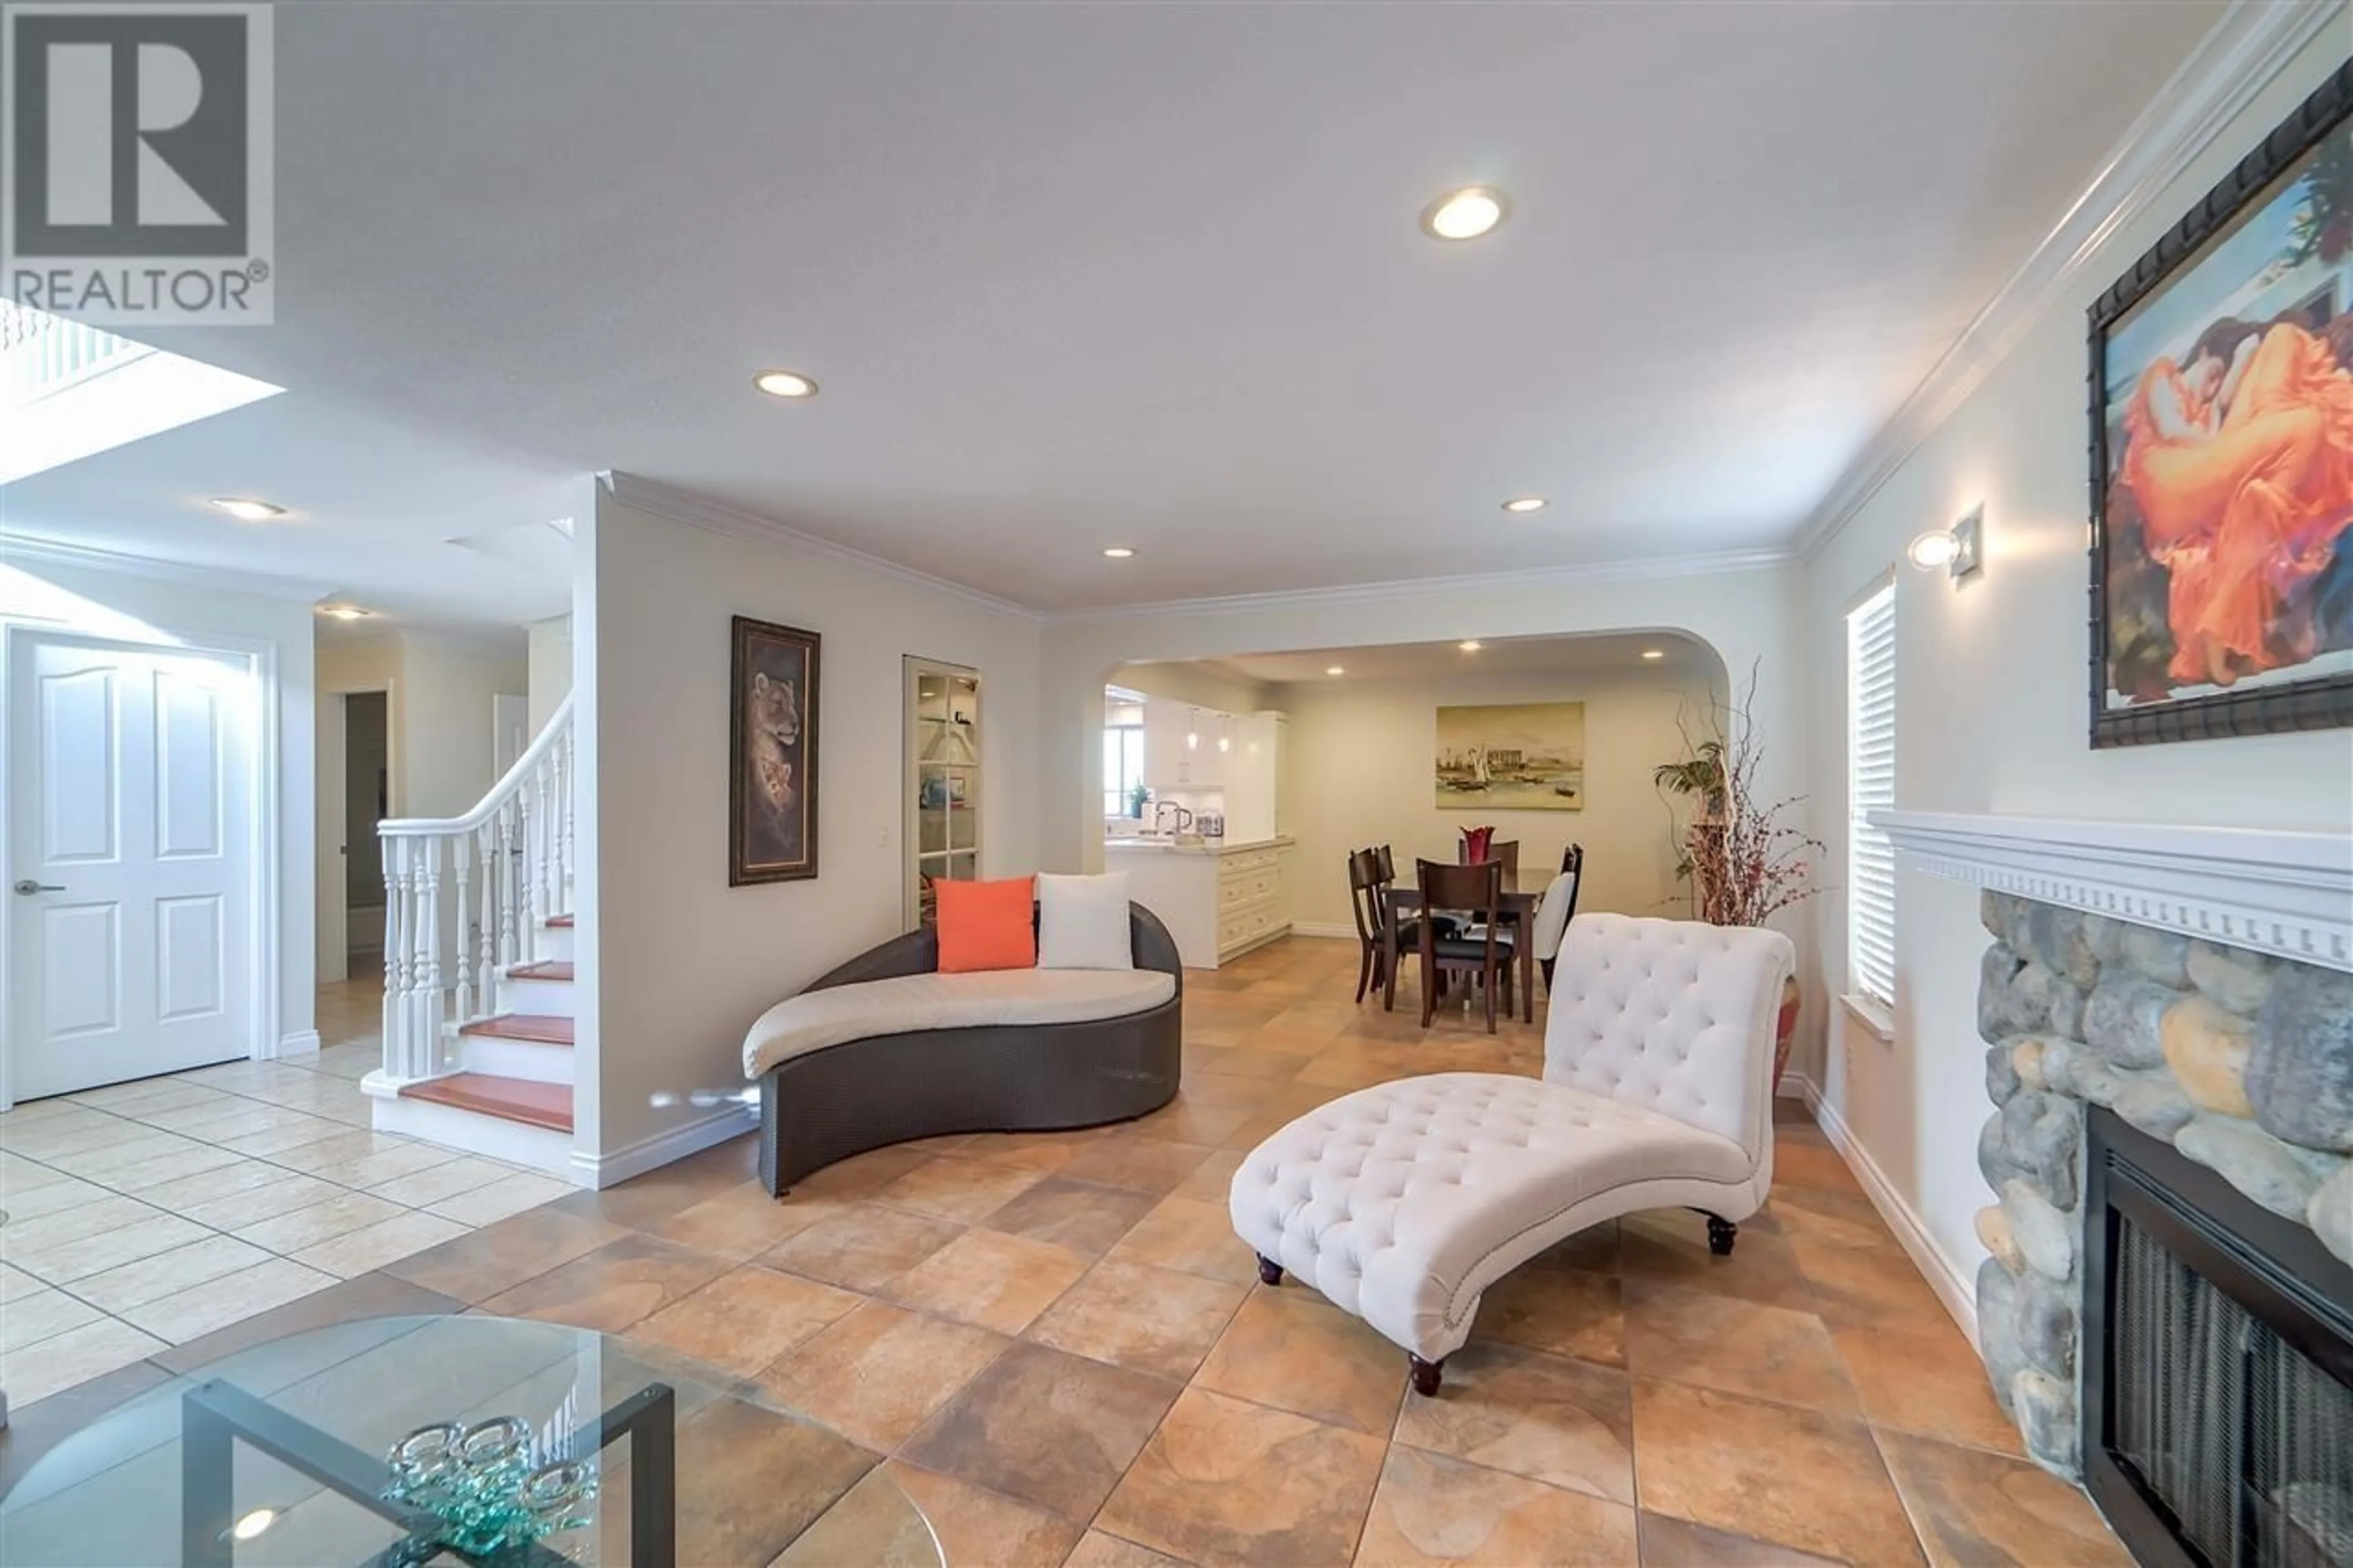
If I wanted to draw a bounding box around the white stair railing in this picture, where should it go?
[376,695,574,1083]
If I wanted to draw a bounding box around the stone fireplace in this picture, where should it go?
[1876,811,2352,1539]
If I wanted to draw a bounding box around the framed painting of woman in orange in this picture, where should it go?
[2090,62,2353,748]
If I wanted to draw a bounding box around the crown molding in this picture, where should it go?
[1874,809,2353,972]
[0,531,336,602]
[1792,0,2347,563]
[1048,547,1793,626]
[600,472,1045,624]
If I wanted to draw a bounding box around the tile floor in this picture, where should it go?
[0,938,2125,1566]
[0,977,570,1407]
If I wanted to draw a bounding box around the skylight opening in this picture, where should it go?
[0,300,282,486]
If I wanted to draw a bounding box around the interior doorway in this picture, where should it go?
[316,686,392,984]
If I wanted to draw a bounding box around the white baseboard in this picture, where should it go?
[270,1029,320,1059]
[570,1104,756,1190]
[1287,923,1358,941]
[1781,1071,1979,1349]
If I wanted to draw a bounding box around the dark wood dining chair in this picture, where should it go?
[1458,838,1520,877]
[1347,848,1389,1004]
[1415,858,1516,1032]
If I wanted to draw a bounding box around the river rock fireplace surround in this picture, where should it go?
[1876,813,2351,1562]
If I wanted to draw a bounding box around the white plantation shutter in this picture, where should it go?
[1847,583,1898,1009]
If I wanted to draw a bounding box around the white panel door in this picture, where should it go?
[7,635,254,1099]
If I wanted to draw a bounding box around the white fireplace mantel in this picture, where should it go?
[1870,811,2353,974]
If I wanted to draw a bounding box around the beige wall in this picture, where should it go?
[1799,29,2353,1327]
[316,630,528,819]
[528,614,573,737]
[1278,665,1724,932]
[578,486,1044,1175]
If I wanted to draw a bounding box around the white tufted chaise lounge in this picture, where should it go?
[1229,913,1794,1394]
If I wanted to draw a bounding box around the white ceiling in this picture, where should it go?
[0,1,2226,620]
[1210,632,1718,688]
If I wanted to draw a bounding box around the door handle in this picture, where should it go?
[12,880,64,895]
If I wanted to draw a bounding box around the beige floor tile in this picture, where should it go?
[11,1213,213,1285]
[0,1286,105,1349]
[128,1157,295,1213]
[291,1210,470,1278]
[1621,1279,1860,1416]
[0,1173,119,1222]
[877,1459,1085,1568]
[648,1181,846,1260]
[1104,1194,1264,1286]
[180,1171,346,1230]
[216,1113,354,1157]
[0,1316,167,1406]
[760,1300,1012,1452]
[760,1203,964,1293]
[1357,1445,1640,1566]
[425,1172,571,1226]
[1876,1430,2129,1567]
[255,1129,403,1176]
[118,1257,339,1343]
[333,1141,469,1191]
[1025,1259,1246,1381]
[39,1131,207,1181]
[97,1141,249,1194]
[232,1191,406,1252]
[1061,1532,1188,1568]
[0,1193,158,1256]
[385,1206,626,1302]
[1194,1286,1406,1436]
[900,1341,1181,1522]
[627,1263,861,1376]
[479,1234,734,1333]
[0,1262,50,1303]
[882,1230,1091,1335]
[69,1234,275,1311]
[1394,1341,1636,1505]
[868,1154,1051,1223]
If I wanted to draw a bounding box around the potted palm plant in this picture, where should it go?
[1656,683,1819,1088]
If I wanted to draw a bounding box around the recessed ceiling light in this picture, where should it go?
[1102,547,1135,559]
[752,369,819,400]
[1501,496,1548,515]
[1459,641,1482,652]
[1325,666,1346,676]
[1421,186,1509,241]
[210,497,284,521]
[317,604,374,622]
[1641,649,1664,661]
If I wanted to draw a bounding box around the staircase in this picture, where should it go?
[360,699,579,1175]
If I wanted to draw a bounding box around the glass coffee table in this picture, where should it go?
[0,1314,939,1566]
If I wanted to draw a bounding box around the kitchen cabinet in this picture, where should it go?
[1104,836,1294,967]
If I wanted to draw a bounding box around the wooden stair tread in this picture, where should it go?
[401,1073,572,1133]
[460,1013,573,1045]
[507,961,575,982]
[545,914,574,928]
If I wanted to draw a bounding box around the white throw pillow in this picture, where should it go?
[1037,871,1135,970]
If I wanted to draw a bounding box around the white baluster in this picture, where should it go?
[559,722,576,904]
[382,835,406,1078]
[534,762,555,931]
[453,831,475,1025]
[550,738,569,918]
[477,820,498,1012]
[419,837,444,1071]
[510,796,534,959]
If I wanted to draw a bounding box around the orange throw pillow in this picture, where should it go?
[935,876,1037,973]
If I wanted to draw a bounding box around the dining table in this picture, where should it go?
[1382,869,1540,1025]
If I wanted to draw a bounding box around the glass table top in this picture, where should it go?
[0,1314,940,1567]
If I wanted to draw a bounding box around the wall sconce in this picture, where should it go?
[1908,504,1984,581]
[1186,707,1200,750]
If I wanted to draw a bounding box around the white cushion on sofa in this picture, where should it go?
[1037,871,1134,970]
[742,967,1174,1077]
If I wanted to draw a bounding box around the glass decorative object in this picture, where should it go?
[384,1416,597,1555]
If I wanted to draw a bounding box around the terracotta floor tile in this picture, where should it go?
[628,1262,861,1376]
[882,1229,1090,1334]
[980,1176,1158,1256]
[1616,1212,1817,1312]
[1764,1183,1899,1252]
[1026,1259,1246,1381]
[1393,1341,1635,1505]
[1059,1137,1216,1195]
[1771,1143,1865,1194]
[1525,1221,1623,1278]
[1195,1287,1406,1436]
[870,1154,1052,1223]
[1635,1511,1845,1566]
[878,1459,1085,1568]
[1621,1279,1859,1417]
[384,1205,626,1302]
[760,1203,964,1293]
[1105,1194,1264,1286]
[1877,1431,2129,1567]
[653,1180,851,1260]
[787,1144,936,1197]
[1355,1445,1640,1566]
[954,1128,1103,1175]
[1173,1147,1248,1203]
[598,1394,876,1566]
[1631,1379,1924,1566]
[1170,1072,1284,1111]
[1133,1098,1261,1147]
[479,1233,735,1333]
[1064,1529,1191,1568]
[1789,1236,1957,1333]
[772,1464,957,1568]
[900,1341,1181,1521]
[1475,1265,1624,1368]
[759,1300,1010,1452]
[1097,1385,1387,1567]
[1833,1320,2026,1458]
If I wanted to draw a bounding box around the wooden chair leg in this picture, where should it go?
[1482,960,1497,1033]
[1354,942,1373,1004]
[1257,1254,1284,1286]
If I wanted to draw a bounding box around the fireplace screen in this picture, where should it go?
[2110,1209,2352,1567]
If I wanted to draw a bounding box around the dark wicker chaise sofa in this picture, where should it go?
[749,902,1183,1195]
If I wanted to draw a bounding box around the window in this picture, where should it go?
[1847,581,1897,1013]
[1103,722,1145,817]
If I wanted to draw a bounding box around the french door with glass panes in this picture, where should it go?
[905,658,981,929]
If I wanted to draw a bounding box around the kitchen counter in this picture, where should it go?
[1102,837,1295,966]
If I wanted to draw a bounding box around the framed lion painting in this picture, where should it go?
[730,616,820,884]
[2088,61,2353,748]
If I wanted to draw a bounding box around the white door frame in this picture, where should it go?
[0,623,281,1111]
